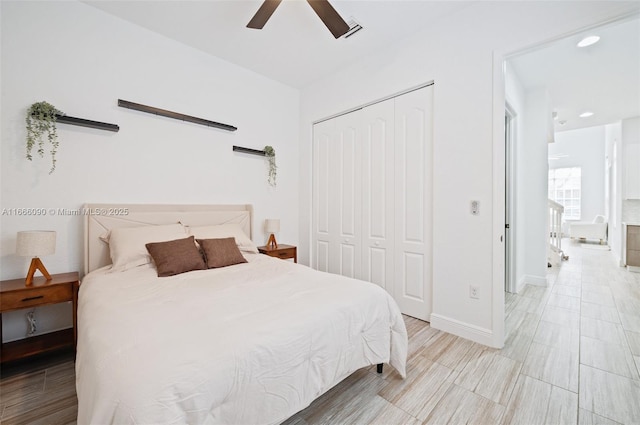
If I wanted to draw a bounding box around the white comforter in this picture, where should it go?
[76,254,407,424]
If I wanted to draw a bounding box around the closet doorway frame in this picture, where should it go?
[312,81,434,125]
[311,80,435,320]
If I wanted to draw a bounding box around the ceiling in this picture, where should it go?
[508,16,640,133]
[85,0,473,89]
[85,1,638,131]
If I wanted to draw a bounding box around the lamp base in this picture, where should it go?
[25,257,52,286]
[267,234,278,249]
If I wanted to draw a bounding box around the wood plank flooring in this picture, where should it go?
[1,239,639,424]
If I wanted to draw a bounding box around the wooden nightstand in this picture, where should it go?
[0,272,79,363]
[258,244,297,263]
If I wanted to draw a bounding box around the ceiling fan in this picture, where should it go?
[247,0,350,39]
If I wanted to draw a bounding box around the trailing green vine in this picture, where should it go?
[26,101,62,174]
[264,145,277,187]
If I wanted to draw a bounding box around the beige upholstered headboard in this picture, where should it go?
[84,204,253,275]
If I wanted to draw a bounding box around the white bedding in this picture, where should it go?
[76,254,407,424]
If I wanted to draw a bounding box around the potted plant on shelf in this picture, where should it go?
[264,145,277,187]
[26,101,63,174]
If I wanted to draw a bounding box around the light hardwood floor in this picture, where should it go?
[1,238,639,424]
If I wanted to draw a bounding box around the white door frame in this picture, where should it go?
[491,52,506,348]
[505,102,518,294]
[490,12,635,348]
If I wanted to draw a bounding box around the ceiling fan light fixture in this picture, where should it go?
[247,0,349,39]
[306,0,349,38]
[577,35,600,48]
[247,0,282,29]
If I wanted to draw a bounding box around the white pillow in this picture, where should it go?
[107,223,187,271]
[187,223,258,253]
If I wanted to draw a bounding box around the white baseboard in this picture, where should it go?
[524,274,547,287]
[430,313,497,347]
[516,276,527,293]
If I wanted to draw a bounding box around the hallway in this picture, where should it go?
[504,238,640,424]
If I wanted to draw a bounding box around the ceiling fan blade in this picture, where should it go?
[247,0,283,29]
[306,0,350,38]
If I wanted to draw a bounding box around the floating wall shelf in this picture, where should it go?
[54,114,120,132]
[232,145,266,156]
[118,99,237,132]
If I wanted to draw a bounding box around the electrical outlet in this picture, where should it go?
[469,285,479,299]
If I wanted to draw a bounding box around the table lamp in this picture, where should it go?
[265,219,280,249]
[17,230,56,286]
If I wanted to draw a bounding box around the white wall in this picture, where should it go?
[622,116,640,198]
[623,200,640,223]
[520,88,552,286]
[622,116,640,145]
[298,2,639,347]
[507,66,550,290]
[550,126,606,223]
[1,1,300,341]
[621,116,640,222]
[608,117,640,265]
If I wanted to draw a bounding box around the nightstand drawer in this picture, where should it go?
[275,248,296,259]
[258,244,297,263]
[0,284,72,312]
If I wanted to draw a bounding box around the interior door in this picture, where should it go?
[361,99,395,292]
[393,86,433,321]
[334,113,362,279]
[312,119,335,273]
[313,114,362,277]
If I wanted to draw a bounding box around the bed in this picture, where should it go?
[76,204,408,424]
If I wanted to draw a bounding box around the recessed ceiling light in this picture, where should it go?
[579,111,594,118]
[558,120,567,125]
[577,36,600,47]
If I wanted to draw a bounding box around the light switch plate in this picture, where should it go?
[471,200,480,215]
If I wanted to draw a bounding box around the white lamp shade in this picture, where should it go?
[265,219,280,233]
[16,231,56,257]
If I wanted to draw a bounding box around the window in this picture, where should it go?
[548,167,581,219]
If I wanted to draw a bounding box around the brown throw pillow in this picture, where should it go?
[145,236,206,277]
[197,237,248,269]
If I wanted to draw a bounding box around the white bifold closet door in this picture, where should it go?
[312,113,362,278]
[312,85,433,321]
[393,88,433,320]
[361,99,395,294]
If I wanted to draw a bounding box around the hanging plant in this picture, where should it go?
[26,101,63,174]
[264,145,277,187]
